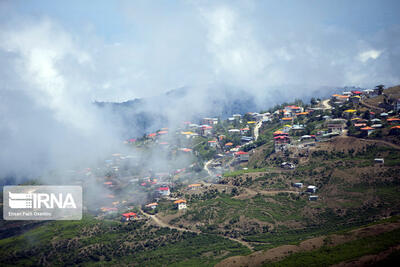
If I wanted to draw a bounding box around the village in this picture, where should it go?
[68,85,400,224]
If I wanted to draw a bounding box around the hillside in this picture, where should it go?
[1,85,400,266]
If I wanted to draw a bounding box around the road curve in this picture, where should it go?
[140,208,254,251]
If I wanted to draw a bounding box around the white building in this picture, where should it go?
[174,199,187,210]
[307,185,317,193]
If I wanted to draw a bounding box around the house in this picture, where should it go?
[326,119,346,133]
[374,158,384,164]
[241,136,253,143]
[387,118,400,124]
[350,95,361,104]
[240,128,250,135]
[281,162,296,169]
[157,186,171,197]
[323,115,331,120]
[293,182,303,188]
[283,124,292,132]
[351,90,363,96]
[145,203,158,209]
[369,111,376,119]
[208,140,217,147]
[235,151,249,161]
[255,113,265,121]
[174,199,187,210]
[354,123,367,129]
[202,118,218,125]
[189,123,199,130]
[327,124,344,133]
[262,118,270,125]
[332,94,348,103]
[343,109,357,119]
[274,135,290,151]
[296,112,309,118]
[273,130,285,136]
[284,105,303,116]
[360,126,374,136]
[372,124,383,128]
[332,94,349,103]
[300,135,316,142]
[179,148,192,153]
[309,195,318,201]
[188,184,201,190]
[364,89,378,97]
[228,129,241,135]
[390,126,400,135]
[233,114,242,121]
[201,125,213,136]
[281,117,293,123]
[127,138,136,144]
[292,124,305,131]
[307,185,317,193]
[225,142,233,148]
[158,130,168,135]
[380,112,389,118]
[338,95,350,102]
[148,133,157,138]
[121,212,138,221]
[371,118,381,123]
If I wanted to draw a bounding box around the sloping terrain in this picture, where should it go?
[217,217,400,267]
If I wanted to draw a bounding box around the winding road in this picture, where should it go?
[204,159,214,177]
[140,208,254,251]
[254,120,263,141]
[321,99,332,110]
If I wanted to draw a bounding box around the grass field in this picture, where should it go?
[265,228,400,267]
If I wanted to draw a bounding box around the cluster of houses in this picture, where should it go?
[292,183,318,201]
[332,89,400,136]
[269,86,400,154]
[113,85,399,220]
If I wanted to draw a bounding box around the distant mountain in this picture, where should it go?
[95,84,349,138]
[95,86,258,138]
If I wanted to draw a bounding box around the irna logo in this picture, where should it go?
[4,186,82,220]
[8,192,77,209]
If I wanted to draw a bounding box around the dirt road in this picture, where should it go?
[254,120,263,141]
[140,208,254,251]
[321,99,332,110]
[204,159,214,177]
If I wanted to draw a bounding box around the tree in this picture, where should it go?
[310,97,318,106]
[375,84,384,95]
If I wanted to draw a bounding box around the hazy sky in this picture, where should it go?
[1,0,399,102]
[1,0,400,179]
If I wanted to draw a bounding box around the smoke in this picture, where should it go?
[0,18,124,180]
[1,0,400,182]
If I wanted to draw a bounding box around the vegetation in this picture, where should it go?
[0,215,250,266]
[265,228,400,267]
